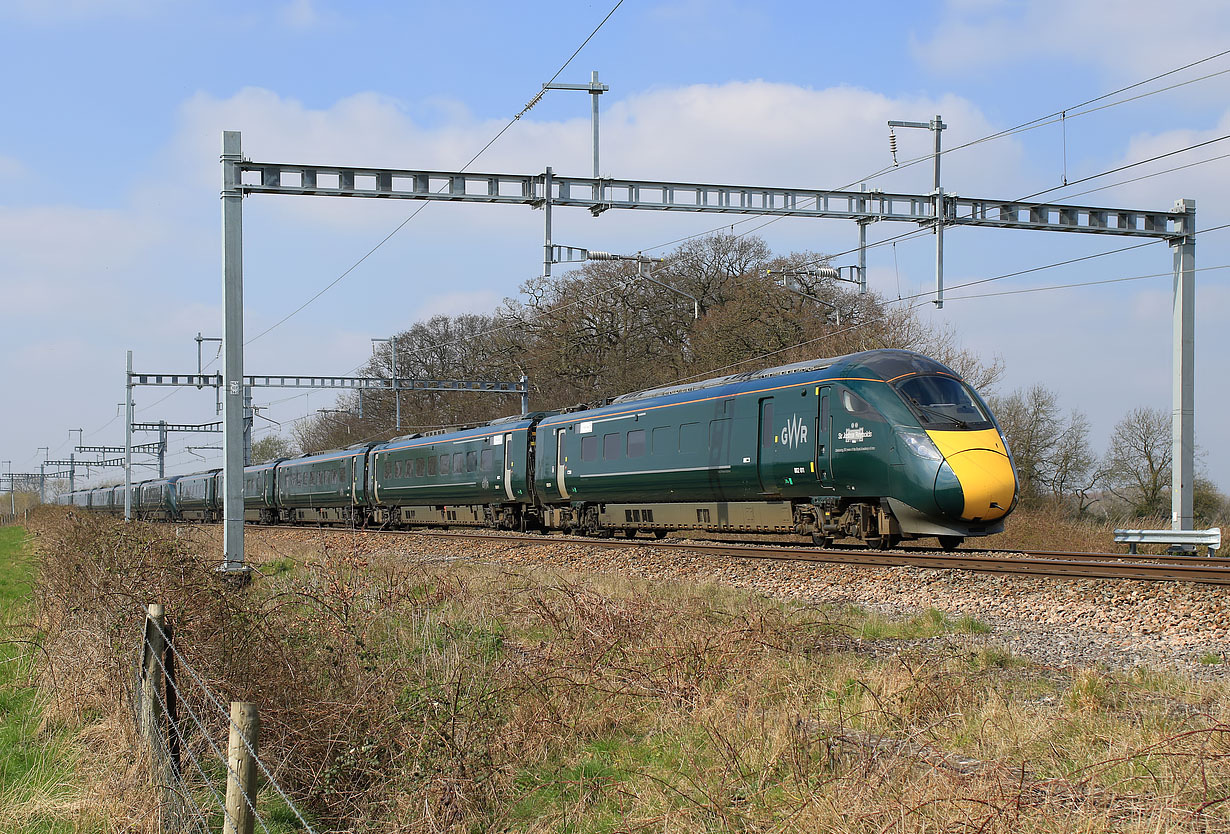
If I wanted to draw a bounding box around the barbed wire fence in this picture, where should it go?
[133,604,318,834]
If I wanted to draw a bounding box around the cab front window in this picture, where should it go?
[895,375,992,430]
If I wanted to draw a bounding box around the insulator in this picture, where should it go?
[518,90,546,118]
[888,129,899,166]
[815,267,840,280]
[586,251,619,261]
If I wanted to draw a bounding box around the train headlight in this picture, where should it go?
[898,429,943,461]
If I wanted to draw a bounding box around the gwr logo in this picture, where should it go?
[780,414,809,449]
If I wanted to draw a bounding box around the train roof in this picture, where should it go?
[609,349,957,405]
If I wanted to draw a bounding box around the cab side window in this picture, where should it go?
[840,388,874,417]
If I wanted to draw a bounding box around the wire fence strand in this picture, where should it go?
[135,607,316,834]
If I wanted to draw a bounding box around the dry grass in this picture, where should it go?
[991,501,1180,554]
[18,508,1230,832]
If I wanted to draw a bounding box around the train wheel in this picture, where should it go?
[879,535,900,550]
[653,530,668,539]
[811,533,833,548]
[621,528,637,539]
[938,536,963,552]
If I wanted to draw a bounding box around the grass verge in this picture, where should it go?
[0,525,94,833]
[21,510,1230,832]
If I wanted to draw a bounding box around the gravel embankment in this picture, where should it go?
[246,527,1230,678]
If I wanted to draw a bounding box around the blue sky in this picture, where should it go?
[2,0,1228,492]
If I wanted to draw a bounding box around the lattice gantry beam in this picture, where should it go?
[77,444,162,455]
[131,421,222,433]
[237,163,1185,238]
[130,372,527,394]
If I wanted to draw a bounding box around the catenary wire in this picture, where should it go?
[944,264,1228,302]
[36,45,1230,468]
[243,0,625,348]
[638,50,1230,255]
[785,133,1230,274]
[294,139,1227,438]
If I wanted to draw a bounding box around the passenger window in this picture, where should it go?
[603,433,620,460]
[453,452,464,473]
[394,461,403,479]
[480,448,494,471]
[428,456,437,476]
[414,458,426,477]
[439,454,450,475]
[761,401,775,446]
[466,450,478,472]
[679,422,702,453]
[651,426,671,454]
[627,429,646,458]
[581,435,597,461]
[709,418,730,450]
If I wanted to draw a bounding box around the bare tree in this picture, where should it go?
[292,232,1003,457]
[251,433,297,464]
[1103,406,1171,518]
[987,385,1100,511]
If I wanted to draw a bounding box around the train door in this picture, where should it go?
[503,433,514,500]
[816,385,833,488]
[555,428,569,499]
[757,397,776,494]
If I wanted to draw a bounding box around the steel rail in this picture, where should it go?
[243,526,1230,585]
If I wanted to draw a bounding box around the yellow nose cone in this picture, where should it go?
[927,429,1016,521]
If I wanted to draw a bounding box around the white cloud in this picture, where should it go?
[0,154,25,178]
[7,77,1227,486]
[278,0,318,29]
[0,0,167,23]
[913,0,1230,86]
[0,204,168,319]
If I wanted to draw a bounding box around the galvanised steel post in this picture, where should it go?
[931,114,945,310]
[857,217,868,295]
[243,387,253,464]
[158,420,167,478]
[888,116,945,307]
[68,429,83,493]
[221,131,246,572]
[1170,198,1196,531]
[125,351,133,521]
[520,374,529,416]
[543,167,553,279]
[392,341,400,431]
[591,70,601,200]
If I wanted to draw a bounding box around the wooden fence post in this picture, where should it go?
[140,604,183,834]
[224,702,260,834]
[140,604,165,749]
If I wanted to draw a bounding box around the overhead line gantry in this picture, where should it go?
[216,127,1196,570]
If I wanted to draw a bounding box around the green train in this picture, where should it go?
[61,349,1018,549]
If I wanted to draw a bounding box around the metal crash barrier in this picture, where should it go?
[1114,528,1222,557]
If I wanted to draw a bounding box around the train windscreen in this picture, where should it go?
[895,375,993,431]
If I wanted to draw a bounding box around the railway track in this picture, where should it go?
[244,525,1230,586]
